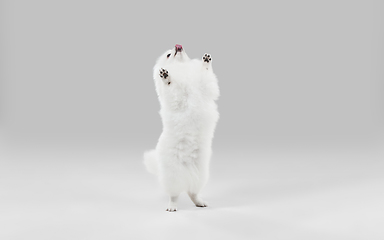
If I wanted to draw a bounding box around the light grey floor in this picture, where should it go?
[1,144,383,240]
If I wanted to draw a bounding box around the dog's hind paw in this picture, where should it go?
[166,196,178,212]
[166,206,177,212]
[195,200,208,208]
[188,193,208,208]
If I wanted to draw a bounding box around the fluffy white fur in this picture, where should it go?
[144,46,219,212]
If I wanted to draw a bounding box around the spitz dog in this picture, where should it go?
[144,44,219,212]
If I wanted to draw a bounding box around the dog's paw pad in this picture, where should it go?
[202,53,212,63]
[159,68,169,79]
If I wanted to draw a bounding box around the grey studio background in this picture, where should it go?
[0,0,383,239]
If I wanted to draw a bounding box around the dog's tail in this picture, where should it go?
[143,149,158,175]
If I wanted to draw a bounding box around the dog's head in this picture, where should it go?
[156,44,190,66]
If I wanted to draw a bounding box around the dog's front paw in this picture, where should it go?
[159,68,171,85]
[202,53,212,63]
[159,68,169,79]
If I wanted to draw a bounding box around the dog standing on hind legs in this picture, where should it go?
[144,44,220,212]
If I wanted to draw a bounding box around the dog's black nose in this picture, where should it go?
[175,44,183,52]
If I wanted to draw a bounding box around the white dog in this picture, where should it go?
[144,44,220,212]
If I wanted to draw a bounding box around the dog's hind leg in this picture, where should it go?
[166,195,179,212]
[188,192,208,208]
